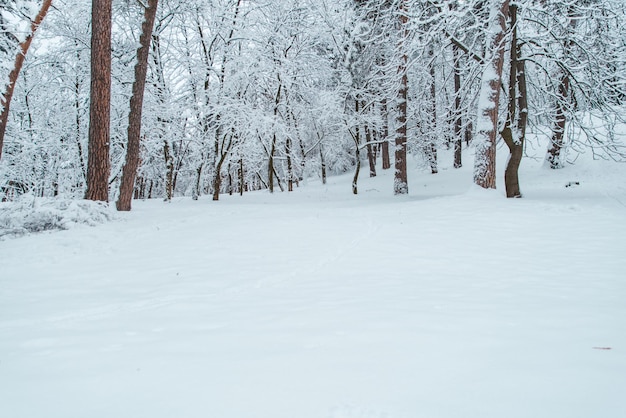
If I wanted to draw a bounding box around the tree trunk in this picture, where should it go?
[453,44,463,168]
[85,0,113,202]
[381,98,391,170]
[286,137,293,192]
[163,139,174,201]
[473,0,509,190]
[394,0,409,195]
[0,0,53,162]
[239,158,244,196]
[268,81,282,193]
[366,124,376,177]
[546,73,570,169]
[352,100,361,195]
[428,46,438,174]
[501,4,527,198]
[546,6,577,169]
[319,145,327,185]
[192,162,203,200]
[117,0,159,211]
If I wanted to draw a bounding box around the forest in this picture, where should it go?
[1,0,625,208]
[2,1,626,415]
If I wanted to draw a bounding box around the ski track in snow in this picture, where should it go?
[1,150,626,418]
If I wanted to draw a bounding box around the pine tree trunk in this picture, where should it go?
[0,0,53,162]
[85,0,113,202]
[116,0,159,211]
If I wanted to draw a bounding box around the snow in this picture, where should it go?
[0,194,115,238]
[1,144,626,418]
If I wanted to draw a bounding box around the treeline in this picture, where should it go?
[1,0,625,206]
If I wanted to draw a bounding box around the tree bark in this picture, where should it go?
[428,46,438,174]
[546,6,577,169]
[352,99,361,195]
[85,0,113,202]
[0,0,53,162]
[501,4,527,198]
[212,136,232,201]
[473,0,509,190]
[394,0,409,195]
[268,81,282,193]
[381,98,391,170]
[366,124,376,177]
[453,44,463,168]
[286,136,294,191]
[546,73,570,169]
[164,139,174,201]
[319,145,327,185]
[117,0,159,211]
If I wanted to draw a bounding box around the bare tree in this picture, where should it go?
[0,0,53,161]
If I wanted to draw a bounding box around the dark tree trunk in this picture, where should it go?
[239,158,244,196]
[453,44,463,168]
[117,0,159,211]
[268,133,277,193]
[352,99,361,195]
[213,136,233,200]
[268,82,282,193]
[501,4,527,198]
[192,162,203,200]
[228,162,233,195]
[394,0,409,195]
[85,0,113,202]
[381,98,391,170]
[428,47,438,174]
[366,127,376,177]
[163,139,174,201]
[286,137,293,192]
[319,145,327,185]
[0,0,53,161]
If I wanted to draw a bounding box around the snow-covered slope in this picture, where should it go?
[1,148,625,418]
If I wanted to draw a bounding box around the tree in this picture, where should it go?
[500,3,527,198]
[84,0,112,202]
[116,0,159,211]
[0,0,53,162]
[394,0,409,195]
[473,0,509,189]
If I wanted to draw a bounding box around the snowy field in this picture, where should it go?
[1,147,626,418]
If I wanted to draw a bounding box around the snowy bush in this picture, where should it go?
[0,194,116,239]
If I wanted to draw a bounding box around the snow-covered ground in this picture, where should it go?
[1,146,625,418]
